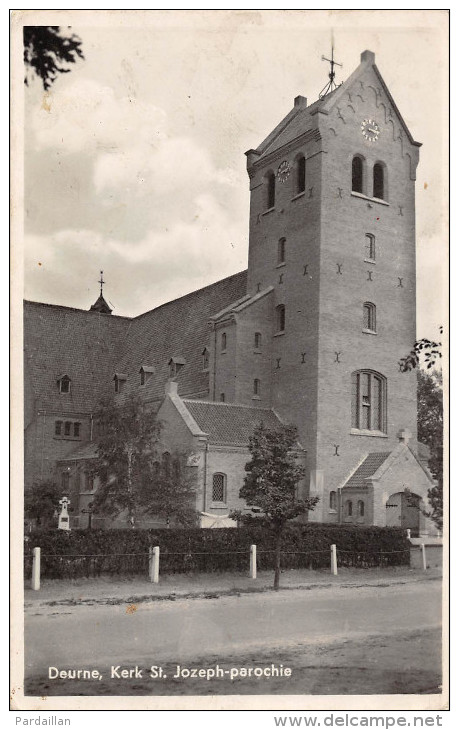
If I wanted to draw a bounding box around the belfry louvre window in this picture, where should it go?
[265,171,276,209]
[351,370,386,432]
[212,473,227,503]
[296,155,306,194]
[373,163,385,200]
[352,156,364,193]
[363,302,376,332]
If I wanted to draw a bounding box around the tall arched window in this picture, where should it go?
[358,500,365,517]
[212,473,227,503]
[221,332,227,352]
[346,500,353,517]
[351,370,387,432]
[373,163,385,199]
[363,302,376,333]
[276,304,286,333]
[278,237,286,264]
[265,171,276,209]
[295,155,306,194]
[329,491,337,511]
[352,156,364,193]
[365,233,376,262]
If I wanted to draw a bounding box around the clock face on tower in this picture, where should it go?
[277,160,291,182]
[361,118,380,142]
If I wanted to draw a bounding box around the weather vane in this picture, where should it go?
[319,46,343,98]
[98,270,105,297]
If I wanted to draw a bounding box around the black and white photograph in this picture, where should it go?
[11,9,448,713]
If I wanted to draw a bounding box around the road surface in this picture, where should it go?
[25,580,442,675]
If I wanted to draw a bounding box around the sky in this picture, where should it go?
[20,9,448,340]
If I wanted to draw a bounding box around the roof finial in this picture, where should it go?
[98,270,105,297]
[319,44,343,99]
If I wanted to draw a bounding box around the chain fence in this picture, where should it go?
[24,544,411,580]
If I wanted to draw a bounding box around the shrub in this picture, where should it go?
[24,523,410,580]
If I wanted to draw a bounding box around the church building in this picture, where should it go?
[23,50,436,534]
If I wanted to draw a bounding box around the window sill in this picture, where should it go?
[362,329,377,335]
[364,259,376,265]
[54,436,82,441]
[262,207,275,216]
[252,395,261,401]
[351,191,389,206]
[210,502,228,509]
[350,429,388,438]
[273,331,285,338]
[291,192,305,201]
[220,350,227,355]
[328,509,338,514]
[253,349,262,355]
[276,262,286,269]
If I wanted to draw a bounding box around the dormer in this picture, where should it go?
[57,374,71,394]
[113,372,127,393]
[139,365,155,386]
[168,356,186,379]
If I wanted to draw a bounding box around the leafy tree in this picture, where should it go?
[399,327,443,372]
[24,26,84,90]
[25,479,62,527]
[91,395,197,528]
[417,370,443,530]
[232,424,319,590]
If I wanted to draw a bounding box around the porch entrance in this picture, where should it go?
[386,491,421,535]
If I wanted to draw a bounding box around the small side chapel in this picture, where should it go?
[24,50,437,534]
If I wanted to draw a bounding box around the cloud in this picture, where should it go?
[24,194,248,318]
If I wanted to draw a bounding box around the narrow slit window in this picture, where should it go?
[365,233,376,261]
[278,238,286,265]
[265,171,275,209]
[276,304,286,333]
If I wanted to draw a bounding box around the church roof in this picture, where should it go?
[90,294,112,314]
[112,270,248,403]
[342,452,392,490]
[182,399,287,447]
[24,301,131,414]
[249,50,420,165]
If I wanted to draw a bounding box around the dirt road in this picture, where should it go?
[24,579,442,696]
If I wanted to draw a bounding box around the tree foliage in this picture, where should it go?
[23,26,84,90]
[25,479,62,527]
[417,370,443,530]
[232,424,319,589]
[399,327,443,372]
[91,395,197,528]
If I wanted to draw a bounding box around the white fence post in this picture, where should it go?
[31,547,41,591]
[149,546,160,583]
[249,544,257,579]
[420,543,427,571]
[331,544,338,576]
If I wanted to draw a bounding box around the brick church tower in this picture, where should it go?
[243,50,421,522]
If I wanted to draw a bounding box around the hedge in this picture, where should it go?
[24,523,410,579]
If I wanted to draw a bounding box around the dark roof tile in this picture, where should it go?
[343,452,391,490]
[183,399,285,446]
